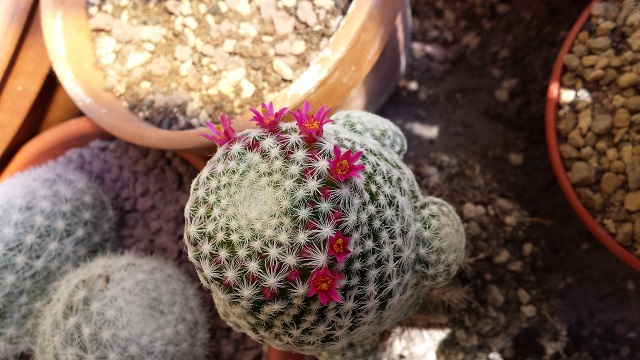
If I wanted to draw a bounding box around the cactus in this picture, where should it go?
[184,102,465,359]
[35,253,210,360]
[0,163,114,359]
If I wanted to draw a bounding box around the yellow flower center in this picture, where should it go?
[335,160,349,175]
[314,275,332,291]
[332,238,344,253]
[304,113,319,129]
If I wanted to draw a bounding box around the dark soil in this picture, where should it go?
[378,0,640,359]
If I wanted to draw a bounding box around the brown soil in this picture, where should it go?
[378,0,640,359]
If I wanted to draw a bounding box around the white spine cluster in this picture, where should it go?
[0,163,114,359]
[35,253,210,360]
[184,111,465,358]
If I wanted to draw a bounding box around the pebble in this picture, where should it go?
[507,153,524,166]
[492,249,511,265]
[486,284,505,307]
[296,1,318,26]
[522,243,534,257]
[506,261,524,272]
[516,288,531,305]
[462,202,486,219]
[291,40,307,55]
[591,114,613,134]
[273,59,294,80]
[174,45,192,62]
[616,222,634,246]
[624,192,640,211]
[626,156,640,190]
[520,304,537,318]
[313,0,334,10]
[568,161,596,185]
[89,12,114,31]
[164,0,180,15]
[600,172,624,194]
[125,52,150,69]
[240,78,256,99]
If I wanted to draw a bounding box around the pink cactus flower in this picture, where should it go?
[307,267,344,305]
[201,113,236,147]
[328,145,365,181]
[290,101,333,140]
[249,102,288,131]
[328,230,351,263]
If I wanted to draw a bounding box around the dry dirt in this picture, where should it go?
[377,0,640,359]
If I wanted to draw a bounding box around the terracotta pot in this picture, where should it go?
[545,0,640,271]
[40,0,410,152]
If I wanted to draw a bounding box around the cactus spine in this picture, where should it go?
[35,253,210,360]
[184,104,465,359]
[0,163,114,359]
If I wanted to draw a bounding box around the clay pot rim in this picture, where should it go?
[545,0,640,271]
[0,117,207,183]
[40,0,404,152]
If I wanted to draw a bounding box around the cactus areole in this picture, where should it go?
[184,102,465,358]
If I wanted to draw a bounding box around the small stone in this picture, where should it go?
[596,21,616,36]
[258,0,277,18]
[577,110,592,134]
[139,26,167,43]
[567,129,585,147]
[296,1,318,26]
[183,16,198,30]
[272,10,296,35]
[601,172,624,194]
[626,156,640,190]
[235,0,252,16]
[200,44,216,57]
[274,40,292,55]
[506,261,524,272]
[492,249,510,265]
[494,88,509,103]
[617,72,640,88]
[614,108,631,127]
[591,114,613,134]
[486,284,505,307]
[462,203,486,219]
[147,56,172,77]
[627,32,640,51]
[273,59,294,80]
[559,88,576,105]
[223,39,237,53]
[623,96,640,111]
[562,54,581,70]
[112,20,137,43]
[503,215,518,227]
[125,52,150,69]
[291,39,307,55]
[624,192,640,211]
[557,113,577,135]
[520,304,537,318]
[179,1,192,15]
[522,242,534,257]
[240,78,256,99]
[174,45,192,62]
[226,68,246,86]
[587,36,612,52]
[508,153,524,166]
[517,288,531,305]
[89,12,114,31]
[164,0,180,15]
[568,162,596,185]
[616,222,634,246]
[314,0,334,9]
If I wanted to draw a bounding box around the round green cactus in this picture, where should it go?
[184,103,465,358]
[0,163,114,359]
[35,253,210,360]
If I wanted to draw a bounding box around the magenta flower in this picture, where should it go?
[249,102,288,131]
[201,113,236,147]
[328,145,365,181]
[328,230,351,263]
[307,267,344,305]
[290,101,333,140]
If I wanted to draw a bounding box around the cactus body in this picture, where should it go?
[184,109,465,358]
[0,163,114,359]
[35,253,210,360]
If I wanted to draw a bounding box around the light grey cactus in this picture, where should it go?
[0,163,114,359]
[35,253,210,360]
[184,104,465,359]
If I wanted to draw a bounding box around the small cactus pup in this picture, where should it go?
[0,162,114,359]
[184,101,466,359]
[35,253,210,360]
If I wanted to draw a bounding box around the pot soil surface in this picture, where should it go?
[376,0,639,359]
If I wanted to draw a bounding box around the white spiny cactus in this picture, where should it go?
[0,163,114,359]
[185,104,465,359]
[35,253,210,360]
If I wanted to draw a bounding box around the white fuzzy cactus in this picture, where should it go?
[0,163,114,359]
[184,103,465,359]
[35,253,210,360]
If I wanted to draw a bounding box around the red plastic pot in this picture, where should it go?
[545,0,640,271]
